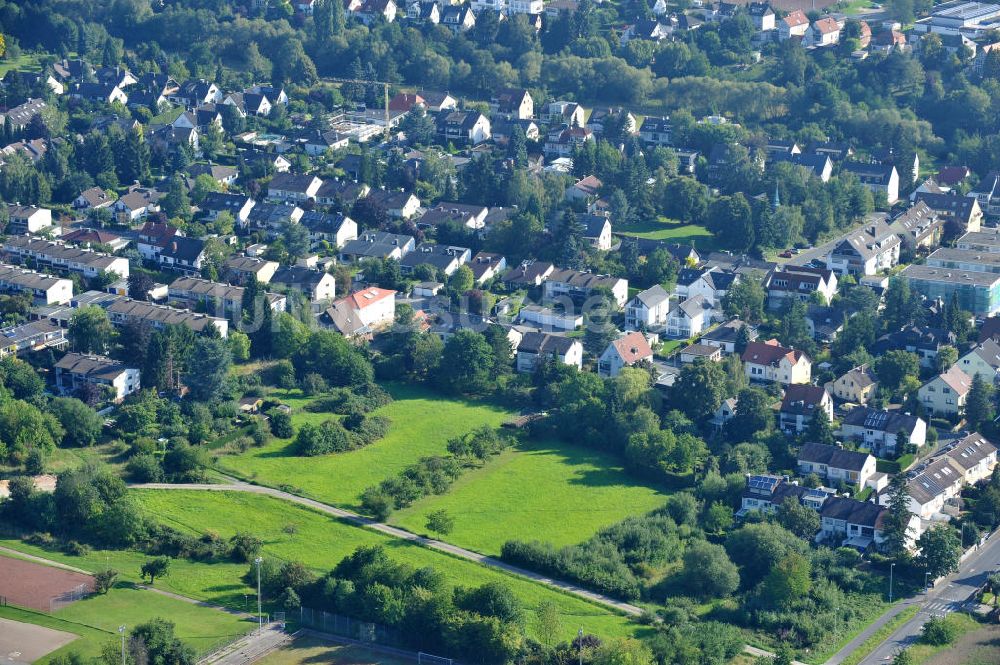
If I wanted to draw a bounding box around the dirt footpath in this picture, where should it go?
[0,617,79,664]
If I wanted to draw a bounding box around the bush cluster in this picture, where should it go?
[292,414,391,456]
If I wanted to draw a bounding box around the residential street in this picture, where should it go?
[855,530,1000,665]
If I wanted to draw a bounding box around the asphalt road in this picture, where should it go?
[857,530,1000,664]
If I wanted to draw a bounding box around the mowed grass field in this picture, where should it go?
[135,490,640,639]
[616,217,718,250]
[0,583,251,663]
[215,384,516,511]
[391,438,668,555]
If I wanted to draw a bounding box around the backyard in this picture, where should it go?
[615,217,718,251]
[214,384,516,511]
[390,437,668,555]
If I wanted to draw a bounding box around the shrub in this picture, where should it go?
[63,540,91,557]
[269,411,293,438]
[921,616,958,646]
[126,453,164,483]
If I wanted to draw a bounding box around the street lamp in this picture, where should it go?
[118,625,126,665]
[889,563,896,603]
[578,628,584,665]
[254,557,263,633]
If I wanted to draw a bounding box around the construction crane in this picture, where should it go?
[321,76,392,140]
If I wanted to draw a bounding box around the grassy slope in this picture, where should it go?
[0,584,250,663]
[215,384,515,511]
[616,217,718,250]
[390,438,667,555]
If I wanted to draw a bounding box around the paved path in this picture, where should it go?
[131,481,645,616]
[0,545,92,575]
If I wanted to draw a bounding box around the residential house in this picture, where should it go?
[0,99,46,131]
[73,187,114,211]
[771,152,833,182]
[544,126,594,158]
[502,260,555,288]
[810,17,841,45]
[355,0,398,22]
[107,298,228,337]
[779,384,834,434]
[400,243,471,276]
[842,162,900,204]
[675,267,737,306]
[304,130,350,155]
[586,108,637,137]
[918,365,973,417]
[468,252,508,284]
[871,28,907,52]
[200,192,255,224]
[798,442,877,489]
[832,365,878,404]
[112,186,163,224]
[825,220,901,276]
[0,321,67,359]
[1,236,129,281]
[188,163,239,187]
[6,205,53,234]
[71,82,128,105]
[339,232,416,262]
[61,228,129,252]
[639,116,672,147]
[546,101,586,127]
[365,189,422,219]
[667,295,712,338]
[818,497,912,551]
[0,263,73,305]
[968,171,1000,219]
[517,305,582,331]
[955,339,1000,384]
[490,117,540,145]
[168,277,286,316]
[565,175,603,206]
[415,90,458,112]
[436,110,491,145]
[679,344,722,364]
[915,193,983,236]
[765,265,838,309]
[872,325,956,369]
[267,173,323,203]
[738,474,813,517]
[748,2,775,30]
[245,203,304,232]
[223,256,279,285]
[270,267,338,304]
[491,88,534,120]
[418,202,489,231]
[699,319,757,354]
[54,353,139,402]
[155,236,207,275]
[515,332,583,372]
[742,339,811,385]
[888,455,965,520]
[947,432,998,485]
[323,287,396,336]
[300,212,358,250]
[779,9,809,39]
[543,268,629,307]
[315,179,370,208]
[840,407,927,457]
[625,285,670,330]
[171,79,222,107]
[441,4,476,30]
[712,397,739,429]
[887,201,944,252]
[598,331,654,377]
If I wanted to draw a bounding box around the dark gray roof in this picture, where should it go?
[518,331,578,355]
[798,442,870,472]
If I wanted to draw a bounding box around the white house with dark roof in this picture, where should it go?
[598,331,654,378]
[667,295,711,338]
[400,243,471,276]
[340,232,415,262]
[516,332,583,372]
[267,173,323,203]
[543,268,628,307]
[55,352,139,402]
[797,442,876,489]
[840,407,926,457]
[765,265,838,309]
[956,339,1000,383]
[625,285,670,330]
[825,219,901,276]
[699,319,757,354]
[468,252,507,284]
[843,162,900,204]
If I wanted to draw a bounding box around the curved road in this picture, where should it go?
[130,481,646,616]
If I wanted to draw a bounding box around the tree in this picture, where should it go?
[804,408,836,446]
[127,271,155,300]
[94,569,118,594]
[68,306,115,354]
[161,174,191,220]
[130,618,195,665]
[966,374,995,430]
[183,337,232,402]
[673,358,728,421]
[270,411,293,438]
[776,500,820,539]
[875,350,920,394]
[722,274,766,323]
[448,265,474,295]
[426,509,455,536]
[455,581,524,625]
[593,638,654,665]
[935,345,958,373]
[584,291,620,358]
[140,557,170,585]
[533,600,562,650]
[51,398,104,448]
[917,525,961,579]
[680,540,740,600]
[892,649,914,665]
[882,473,914,557]
[760,552,811,609]
[434,330,495,395]
[704,502,734,534]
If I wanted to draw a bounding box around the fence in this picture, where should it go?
[299,607,399,646]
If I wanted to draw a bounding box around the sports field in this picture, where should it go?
[215,384,516,511]
[258,634,415,665]
[391,438,668,555]
[0,617,78,664]
[0,556,93,612]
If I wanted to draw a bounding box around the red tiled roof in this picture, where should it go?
[611,331,653,365]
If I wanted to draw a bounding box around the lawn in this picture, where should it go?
[0,584,251,663]
[616,217,717,250]
[215,384,516,511]
[0,52,42,76]
[390,438,668,555]
[258,634,415,665]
